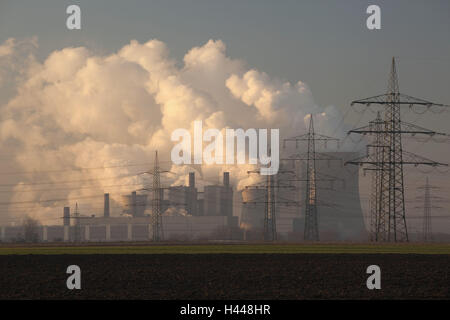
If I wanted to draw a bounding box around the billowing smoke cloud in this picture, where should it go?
[0,37,346,224]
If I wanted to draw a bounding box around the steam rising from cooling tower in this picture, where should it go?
[0,37,349,224]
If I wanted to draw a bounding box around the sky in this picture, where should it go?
[1,0,449,110]
[0,0,449,234]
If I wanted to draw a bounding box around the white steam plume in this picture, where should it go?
[0,38,347,224]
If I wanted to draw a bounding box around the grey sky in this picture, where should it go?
[1,0,449,110]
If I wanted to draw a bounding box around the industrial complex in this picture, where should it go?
[0,60,447,244]
[0,172,238,242]
[0,163,367,242]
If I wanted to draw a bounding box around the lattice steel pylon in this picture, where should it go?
[244,167,297,241]
[139,151,184,241]
[346,57,449,242]
[371,113,384,241]
[346,112,388,241]
[362,112,385,241]
[73,202,81,242]
[421,177,432,242]
[284,114,340,241]
[304,116,318,241]
[383,58,407,242]
[264,173,276,241]
[151,150,164,241]
[414,177,445,242]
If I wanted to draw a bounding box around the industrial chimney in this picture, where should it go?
[131,191,137,217]
[63,207,70,226]
[104,193,110,218]
[223,172,230,187]
[189,172,195,188]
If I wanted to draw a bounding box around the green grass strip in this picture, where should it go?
[0,244,449,255]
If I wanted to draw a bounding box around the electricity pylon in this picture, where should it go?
[151,151,164,241]
[283,114,341,241]
[346,112,387,241]
[369,112,384,241]
[140,151,168,241]
[244,168,297,241]
[346,57,449,242]
[415,177,446,242]
[63,202,91,242]
[73,202,81,242]
[421,177,433,242]
[264,173,276,241]
[139,151,187,241]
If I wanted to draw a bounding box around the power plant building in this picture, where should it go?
[0,172,238,242]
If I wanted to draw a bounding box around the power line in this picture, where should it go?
[0,173,139,187]
[283,113,341,241]
[345,57,449,242]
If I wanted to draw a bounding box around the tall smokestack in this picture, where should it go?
[189,172,195,188]
[131,191,137,217]
[223,172,230,187]
[104,193,110,218]
[63,207,70,226]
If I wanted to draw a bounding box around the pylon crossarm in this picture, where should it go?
[348,123,448,136]
[286,178,335,182]
[351,93,448,107]
[283,133,339,147]
[400,121,450,137]
[348,119,385,134]
[345,160,380,166]
[245,185,295,190]
[282,152,341,162]
[243,200,299,206]
[139,170,170,175]
[284,131,338,141]
[247,169,294,175]
[399,93,449,107]
[351,93,389,106]
[402,151,448,167]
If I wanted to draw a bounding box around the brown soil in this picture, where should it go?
[0,254,448,299]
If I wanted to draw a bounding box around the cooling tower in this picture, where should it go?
[295,151,367,241]
[241,188,265,231]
